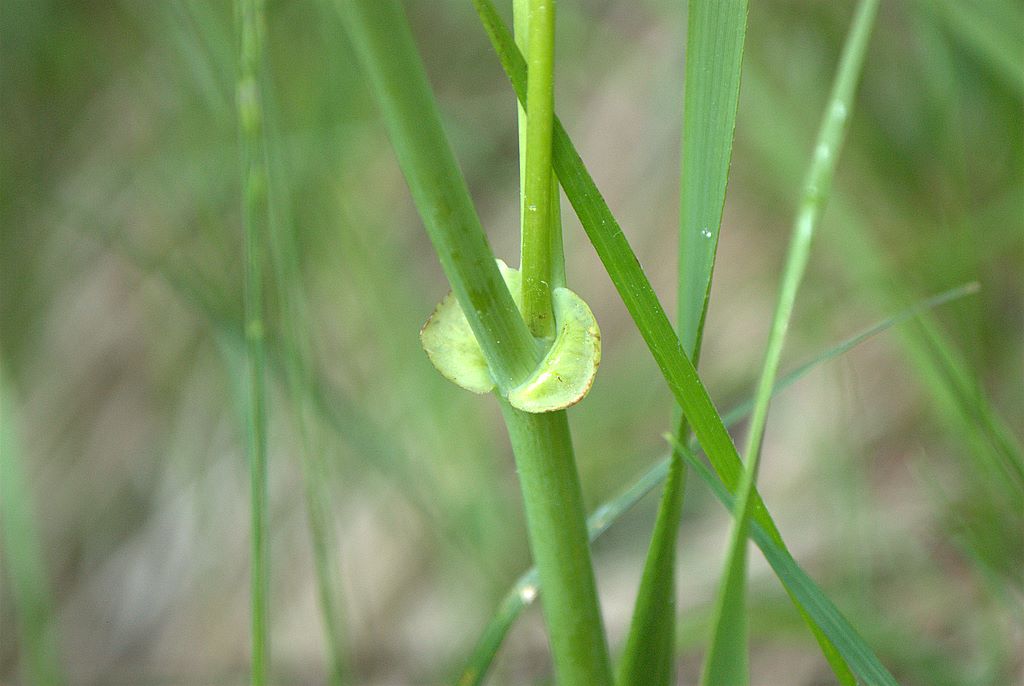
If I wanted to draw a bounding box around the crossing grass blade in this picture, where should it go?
[455,282,976,685]
[0,369,66,686]
[617,2,748,684]
[701,2,879,684]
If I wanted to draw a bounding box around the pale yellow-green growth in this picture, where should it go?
[506,287,601,413]
[420,260,522,394]
[419,260,600,412]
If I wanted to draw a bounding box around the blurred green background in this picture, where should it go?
[1,0,1021,684]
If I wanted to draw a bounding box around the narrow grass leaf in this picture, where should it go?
[701,537,750,686]
[913,316,1024,490]
[702,2,879,684]
[235,0,272,681]
[456,282,976,684]
[619,2,749,683]
[614,457,686,686]
[678,0,749,359]
[262,70,348,686]
[0,370,66,686]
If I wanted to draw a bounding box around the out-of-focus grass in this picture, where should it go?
[1,368,65,686]
[1,1,1020,684]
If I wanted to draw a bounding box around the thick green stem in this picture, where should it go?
[235,0,271,683]
[499,404,613,685]
[520,0,557,339]
[337,2,610,683]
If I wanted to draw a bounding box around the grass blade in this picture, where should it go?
[456,282,976,684]
[614,444,686,686]
[262,73,348,686]
[336,1,611,682]
[235,0,272,681]
[701,2,879,684]
[678,0,749,359]
[618,2,748,683]
[0,369,65,686]
[469,0,859,672]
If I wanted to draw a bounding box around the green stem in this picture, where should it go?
[235,0,271,682]
[513,0,565,292]
[499,404,613,685]
[336,2,610,683]
[520,0,557,339]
